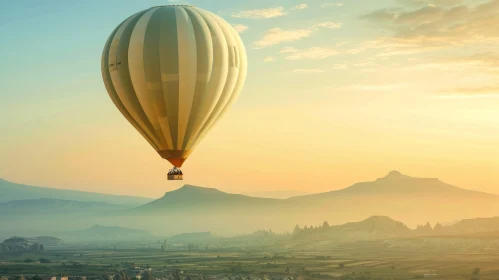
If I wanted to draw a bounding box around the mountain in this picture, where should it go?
[119,171,499,234]
[4,171,499,236]
[440,217,499,234]
[131,185,281,214]
[0,236,44,252]
[28,236,63,246]
[0,178,152,206]
[292,216,413,242]
[291,170,495,199]
[243,190,312,199]
[335,216,412,236]
[414,222,433,235]
[0,198,128,215]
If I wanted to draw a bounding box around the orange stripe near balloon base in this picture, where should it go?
[158,150,189,167]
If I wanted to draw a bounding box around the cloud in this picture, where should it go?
[292,69,326,73]
[232,7,287,19]
[232,24,249,33]
[253,21,341,48]
[397,0,463,7]
[285,47,339,60]
[432,94,499,99]
[280,47,299,53]
[263,56,277,63]
[321,2,344,8]
[332,64,348,69]
[341,83,408,91]
[312,22,342,29]
[358,0,499,55]
[253,28,314,48]
[433,84,499,99]
[292,4,309,10]
[402,52,499,72]
[436,84,499,96]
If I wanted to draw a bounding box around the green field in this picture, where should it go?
[1,238,498,280]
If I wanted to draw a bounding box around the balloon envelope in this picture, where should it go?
[101,5,247,167]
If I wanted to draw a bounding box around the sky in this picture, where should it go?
[1,0,499,198]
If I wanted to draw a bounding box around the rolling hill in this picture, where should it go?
[0,198,128,215]
[290,170,495,199]
[3,171,499,236]
[0,178,153,206]
[131,185,281,214]
[116,171,499,234]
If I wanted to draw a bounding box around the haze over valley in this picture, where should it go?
[2,171,499,239]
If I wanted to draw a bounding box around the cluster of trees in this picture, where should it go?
[252,230,275,237]
[292,221,330,238]
[22,258,51,263]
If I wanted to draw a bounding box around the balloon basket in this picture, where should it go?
[167,167,183,180]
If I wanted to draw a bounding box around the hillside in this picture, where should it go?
[131,185,282,214]
[290,171,495,200]
[3,171,499,236]
[0,178,152,206]
[0,198,128,215]
[293,216,413,242]
[440,217,499,234]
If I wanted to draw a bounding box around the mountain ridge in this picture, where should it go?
[0,178,154,206]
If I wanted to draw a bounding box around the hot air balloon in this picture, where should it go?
[101,5,247,180]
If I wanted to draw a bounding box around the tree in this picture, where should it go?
[322,221,330,229]
[174,270,182,280]
[39,258,51,264]
[141,271,153,280]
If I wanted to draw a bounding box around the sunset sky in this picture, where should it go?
[1,0,499,198]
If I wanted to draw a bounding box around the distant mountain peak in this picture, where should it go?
[387,170,402,177]
[179,184,219,191]
[164,185,223,197]
[381,170,413,180]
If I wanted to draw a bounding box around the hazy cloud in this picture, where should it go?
[434,84,499,99]
[332,64,348,69]
[342,83,408,91]
[232,7,287,19]
[232,24,249,33]
[292,68,326,73]
[292,4,309,10]
[360,0,499,53]
[263,56,277,62]
[321,2,344,7]
[397,0,463,7]
[280,47,299,53]
[285,47,339,60]
[253,22,341,48]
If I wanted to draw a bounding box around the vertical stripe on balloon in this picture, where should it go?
[175,7,198,150]
[184,8,229,150]
[159,6,180,150]
[129,7,169,148]
[181,8,214,149]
